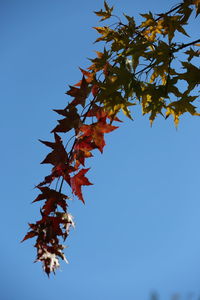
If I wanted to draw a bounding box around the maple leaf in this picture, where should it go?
[166,94,200,127]
[37,164,76,187]
[40,133,68,166]
[74,68,95,86]
[35,241,68,276]
[33,187,68,216]
[79,118,118,152]
[52,106,80,133]
[73,136,95,166]
[177,62,200,91]
[86,105,108,120]
[21,231,37,242]
[86,104,122,122]
[56,212,75,240]
[36,216,65,238]
[185,48,200,62]
[74,150,93,167]
[38,246,60,276]
[74,136,96,152]
[88,49,111,71]
[66,75,89,107]
[70,169,93,203]
[94,1,113,21]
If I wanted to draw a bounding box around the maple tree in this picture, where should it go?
[22,0,200,276]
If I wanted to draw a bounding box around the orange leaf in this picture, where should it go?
[80,120,118,152]
[74,68,95,86]
[86,105,122,122]
[70,169,93,203]
[73,137,95,166]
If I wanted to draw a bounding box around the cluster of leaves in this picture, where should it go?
[23,0,200,275]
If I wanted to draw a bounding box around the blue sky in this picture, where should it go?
[1,0,200,299]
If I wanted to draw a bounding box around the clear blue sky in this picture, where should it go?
[1,0,200,299]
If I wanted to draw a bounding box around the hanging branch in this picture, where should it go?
[22,0,200,276]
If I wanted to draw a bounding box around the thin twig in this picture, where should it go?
[174,38,200,51]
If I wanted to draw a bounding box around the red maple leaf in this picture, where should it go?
[52,106,80,133]
[71,136,96,166]
[33,187,68,216]
[21,231,37,242]
[40,133,68,166]
[86,104,122,122]
[36,216,64,237]
[37,163,76,187]
[70,168,93,203]
[79,118,118,152]
[74,136,96,152]
[66,75,89,107]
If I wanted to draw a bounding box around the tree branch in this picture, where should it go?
[175,38,200,51]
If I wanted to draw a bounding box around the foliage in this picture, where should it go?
[22,0,200,276]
